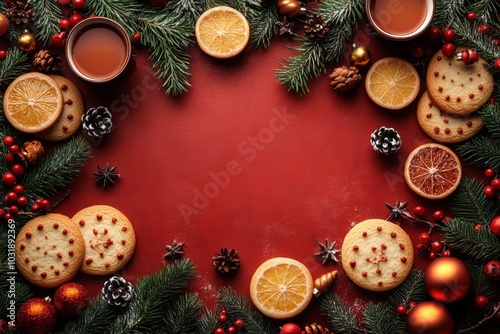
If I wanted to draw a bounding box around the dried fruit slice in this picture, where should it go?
[3,72,64,133]
[195,6,250,59]
[404,143,462,199]
[365,57,420,110]
[250,257,313,319]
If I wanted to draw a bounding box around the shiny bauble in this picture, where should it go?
[424,257,472,303]
[18,31,37,53]
[490,216,500,237]
[407,301,454,334]
[484,260,500,281]
[349,44,371,67]
[279,323,302,334]
[0,14,10,36]
[54,282,90,316]
[276,0,302,18]
[16,298,57,334]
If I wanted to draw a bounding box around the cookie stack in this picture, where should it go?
[417,46,493,143]
[15,205,136,288]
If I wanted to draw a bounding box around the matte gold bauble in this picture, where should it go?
[424,257,472,303]
[18,31,37,53]
[407,301,454,334]
[0,13,10,36]
[349,44,371,67]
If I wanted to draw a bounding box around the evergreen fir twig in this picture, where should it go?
[245,0,280,49]
[362,302,405,334]
[0,48,30,87]
[195,309,220,334]
[479,104,500,138]
[320,293,360,334]
[468,0,500,27]
[387,269,427,308]
[84,0,142,34]
[28,0,63,47]
[61,298,118,334]
[0,262,32,319]
[218,287,279,334]
[161,293,203,334]
[458,136,500,172]
[451,19,500,64]
[165,0,208,24]
[431,0,467,29]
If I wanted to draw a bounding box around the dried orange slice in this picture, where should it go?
[404,143,462,199]
[4,72,63,133]
[365,57,420,110]
[249,257,313,319]
[195,6,250,59]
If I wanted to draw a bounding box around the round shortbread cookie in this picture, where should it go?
[341,219,414,291]
[15,213,85,288]
[417,91,483,143]
[72,205,136,275]
[426,46,493,115]
[36,75,84,142]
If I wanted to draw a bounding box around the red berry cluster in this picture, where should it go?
[482,168,500,202]
[396,300,417,316]
[214,308,244,334]
[1,136,50,221]
[412,206,452,259]
[52,0,87,48]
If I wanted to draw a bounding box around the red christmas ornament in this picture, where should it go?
[407,301,454,334]
[16,298,57,334]
[279,323,302,334]
[456,48,479,65]
[490,216,500,237]
[53,282,90,316]
[484,260,500,281]
[424,257,472,303]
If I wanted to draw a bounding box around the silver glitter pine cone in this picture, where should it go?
[101,276,134,307]
[370,126,401,155]
[82,106,113,138]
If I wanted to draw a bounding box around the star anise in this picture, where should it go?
[314,238,340,265]
[277,16,294,36]
[93,163,120,188]
[163,240,184,261]
[385,200,435,233]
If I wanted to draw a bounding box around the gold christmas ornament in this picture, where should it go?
[276,0,303,18]
[313,270,337,296]
[424,257,472,303]
[303,323,331,334]
[406,301,454,334]
[349,44,371,67]
[18,30,37,53]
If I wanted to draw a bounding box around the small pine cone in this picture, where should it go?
[370,126,402,155]
[6,1,35,25]
[212,248,240,274]
[82,106,113,138]
[329,66,361,92]
[304,14,329,40]
[20,140,44,165]
[102,276,134,307]
[302,323,331,334]
[33,50,61,73]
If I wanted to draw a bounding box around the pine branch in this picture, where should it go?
[320,293,360,334]
[164,0,208,24]
[432,0,467,28]
[0,48,30,87]
[196,309,220,334]
[468,0,500,26]
[28,0,63,47]
[21,137,92,201]
[458,135,500,172]
[362,302,405,334]
[387,269,427,309]
[84,0,142,34]
[451,19,500,63]
[111,259,198,334]
[0,261,33,319]
[61,298,118,334]
[441,218,500,261]
[161,293,202,334]
[217,287,279,334]
[479,104,500,138]
[449,178,500,226]
[245,1,280,49]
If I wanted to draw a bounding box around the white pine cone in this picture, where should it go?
[101,276,134,307]
[370,126,402,155]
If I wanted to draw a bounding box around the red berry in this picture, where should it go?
[51,32,66,48]
[484,260,500,281]
[132,32,141,45]
[4,212,13,221]
[3,136,14,147]
[442,29,456,42]
[72,0,85,8]
[411,44,425,59]
[2,172,15,186]
[418,232,431,245]
[218,314,227,323]
[431,241,444,253]
[0,209,4,219]
[11,164,24,176]
[69,12,83,26]
[428,251,437,260]
[58,0,71,5]
[485,168,495,177]
[40,199,50,210]
[396,305,407,316]
[233,319,244,328]
[17,196,27,206]
[5,153,15,163]
[214,328,225,334]
[13,184,24,194]
[491,178,500,190]
[467,12,477,21]
[475,295,488,309]
[484,185,496,198]
[474,224,482,231]
[0,50,6,60]
[442,249,451,257]
[478,24,490,35]
[9,205,18,216]
[413,205,425,217]
[9,145,18,153]
[31,204,40,212]
[432,210,444,221]
[490,216,500,237]
[494,59,500,70]
[6,192,17,202]
[428,26,441,40]
[220,308,227,315]
[416,243,426,252]
[493,38,500,46]
[441,43,456,58]
[408,301,417,308]
[279,323,302,334]
[227,326,236,334]
[60,19,70,30]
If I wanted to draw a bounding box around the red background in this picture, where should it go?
[43,24,476,326]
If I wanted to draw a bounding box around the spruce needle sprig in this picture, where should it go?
[468,0,500,24]
[0,48,30,87]
[28,0,63,47]
[84,0,142,34]
[458,136,500,172]
[162,294,203,334]
[363,302,406,334]
[245,0,280,49]
[432,0,467,29]
[451,19,500,63]
[320,293,360,334]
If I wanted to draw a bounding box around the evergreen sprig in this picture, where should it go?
[195,309,220,334]
[320,293,360,334]
[245,0,280,49]
[468,0,500,26]
[451,19,500,64]
[28,0,63,47]
[61,298,119,334]
[217,287,279,334]
[432,0,467,29]
[458,135,500,172]
[0,262,32,319]
[84,0,142,34]
[387,269,427,308]
[362,301,405,334]
[0,48,30,87]
[479,104,500,138]
[161,293,203,334]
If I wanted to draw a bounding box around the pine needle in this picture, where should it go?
[28,0,63,47]
[320,293,360,334]
[458,136,500,172]
[0,48,30,87]
[388,269,427,308]
[363,302,406,334]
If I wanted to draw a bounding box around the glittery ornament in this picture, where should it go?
[313,270,338,296]
[349,44,371,67]
[16,297,57,334]
[424,257,471,303]
[406,301,454,334]
[53,282,90,316]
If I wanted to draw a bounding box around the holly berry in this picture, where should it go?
[132,32,141,45]
[484,260,500,281]
[218,314,227,323]
[13,184,24,194]
[396,305,407,315]
[214,328,225,334]
[494,59,500,70]
[490,216,500,237]
[432,210,444,222]
[474,295,488,309]
[485,168,495,177]
[491,178,500,190]
[431,241,444,253]
[6,192,17,202]
[493,38,500,46]
[227,326,236,334]
[40,199,50,210]
[17,196,27,206]
[442,29,456,42]
[58,0,71,5]
[51,32,66,48]
[418,232,431,245]
[233,319,244,328]
[9,144,18,153]
[428,251,437,260]
[5,153,14,163]
[441,43,456,58]
[11,164,24,176]
[279,323,302,334]
[484,185,496,198]
[2,172,15,186]
[31,204,40,212]
[466,12,477,21]
[0,50,6,60]
[9,205,18,216]
[60,19,70,30]
[69,12,84,26]
[410,43,424,59]
[478,24,490,35]
[413,205,425,217]
[72,0,85,8]
[442,249,451,257]
[474,224,482,231]
[3,136,15,147]
[428,26,441,40]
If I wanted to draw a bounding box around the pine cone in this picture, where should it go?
[101,276,134,307]
[6,1,35,25]
[82,106,113,138]
[20,140,44,165]
[329,66,362,92]
[213,248,240,274]
[370,126,402,155]
[33,50,61,74]
[304,14,329,40]
[303,323,331,334]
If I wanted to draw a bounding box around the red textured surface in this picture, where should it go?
[47,27,474,326]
